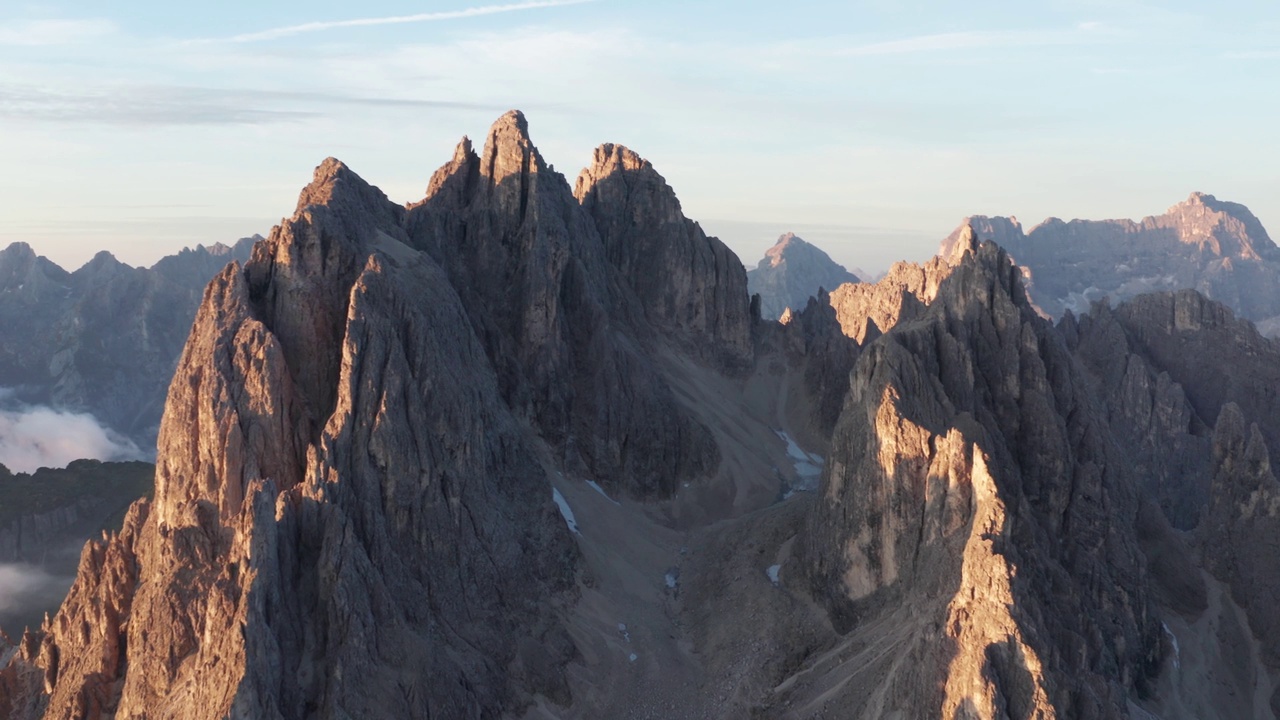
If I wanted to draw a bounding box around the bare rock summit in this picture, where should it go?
[747,232,860,321]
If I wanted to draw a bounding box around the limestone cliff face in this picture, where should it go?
[2,110,759,719]
[746,233,859,322]
[1201,404,1280,669]
[825,249,957,343]
[778,289,865,439]
[1065,302,1211,530]
[1101,290,1280,453]
[405,113,720,497]
[801,238,1159,717]
[941,193,1280,327]
[1067,289,1280,532]
[14,171,581,718]
[575,143,753,370]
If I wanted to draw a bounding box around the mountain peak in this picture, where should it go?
[83,250,126,270]
[944,224,980,264]
[574,143,659,204]
[747,233,859,320]
[0,242,35,261]
[294,156,375,214]
[480,109,546,186]
[763,232,817,268]
[590,143,650,173]
[494,108,528,134]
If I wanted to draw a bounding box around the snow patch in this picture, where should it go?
[552,488,579,534]
[586,479,619,505]
[775,430,824,495]
[1162,622,1180,671]
[664,566,680,590]
[766,564,781,585]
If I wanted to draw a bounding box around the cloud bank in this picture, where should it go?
[0,397,142,473]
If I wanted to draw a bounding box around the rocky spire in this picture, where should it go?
[406,113,720,497]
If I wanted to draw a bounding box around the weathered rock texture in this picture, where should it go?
[1,110,757,720]
[799,237,1160,717]
[10,113,1278,720]
[1067,290,1280,529]
[576,143,753,370]
[1201,404,1280,669]
[940,193,1280,329]
[747,233,860,322]
[1065,289,1280,695]
[0,238,256,447]
[404,115,736,496]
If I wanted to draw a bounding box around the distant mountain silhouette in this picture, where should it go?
[0,237,256,447]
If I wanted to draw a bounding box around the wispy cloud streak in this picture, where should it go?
[0,19,115,46]
[0,84,506,126]
[834,25,1113,57]
[223,0,595,43]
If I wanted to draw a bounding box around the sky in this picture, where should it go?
[1,1,1278,274]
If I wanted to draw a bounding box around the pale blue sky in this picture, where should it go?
[2,1,1278,273]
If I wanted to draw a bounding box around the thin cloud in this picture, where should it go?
[0,18,115,46]
[0,84,504,126]
[222,0,595,43]
[834,25,1111,57]
[1226,49,1280,60]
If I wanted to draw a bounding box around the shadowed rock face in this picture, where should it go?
[404,114,734,497]
[1066,289,1280,696]
[1,110,755,720]
[800,238,1159,718]
[1066,290,1280,530]
[1202,404,1280,668]
[0,238,257,447]
[576,143,753,371]
[747,233,860,322]
[940,193,1280,329]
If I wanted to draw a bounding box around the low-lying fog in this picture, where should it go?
[0,388,141,473]
[0,563,75,638]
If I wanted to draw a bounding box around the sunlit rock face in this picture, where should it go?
[1,111,758,719]
[939,193,1280,333]
[802,236,1160,718]
[747,233,860,322]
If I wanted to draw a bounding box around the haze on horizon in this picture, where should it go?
[1,0,1277,274]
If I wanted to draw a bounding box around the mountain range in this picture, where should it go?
[0,237,257,448]
[940,192,1280,335]
[1,112,1278,719]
